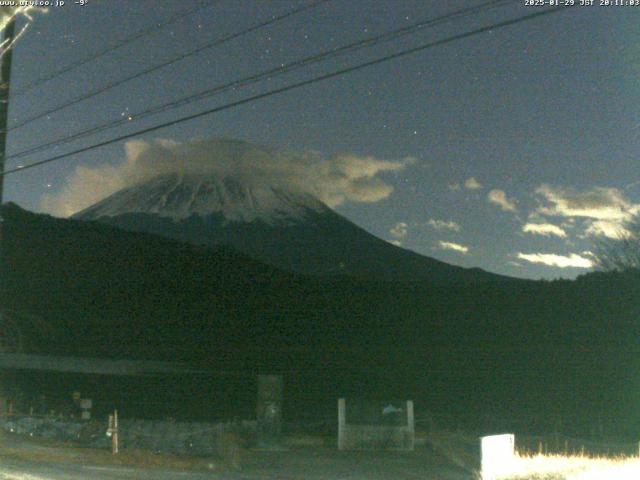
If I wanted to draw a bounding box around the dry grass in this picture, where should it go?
[0,473,52,480]
[498,452,640,479]
[0,444,222,472]
[424,429,640,480]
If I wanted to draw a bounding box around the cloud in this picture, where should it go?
[516,252,593,269]
[388,239,403,247]
[438,241,469,254]
[535,184,639,220]
[427,219,461,232]
[522,223,567,238]
[390,222,408,239]
[464,177,482,190]
[583,220,631,239]
[448,177,481,191]
[534,184,640,240]
[488,189,518,212]
[40,138,414,217]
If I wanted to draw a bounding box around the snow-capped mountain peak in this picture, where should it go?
[74,173,329,225]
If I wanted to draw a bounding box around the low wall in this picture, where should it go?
[0,415,256,456]
[338,424,415,450]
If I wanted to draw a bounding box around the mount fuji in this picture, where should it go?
[72,151,510,284]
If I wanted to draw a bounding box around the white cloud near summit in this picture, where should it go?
[40,138,415,217]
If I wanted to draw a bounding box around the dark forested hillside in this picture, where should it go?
[2,203,640,435]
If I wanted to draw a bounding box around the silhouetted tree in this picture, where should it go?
[593,214,640,272]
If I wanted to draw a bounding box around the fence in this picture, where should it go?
[337,398,415,451]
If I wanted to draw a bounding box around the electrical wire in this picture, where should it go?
[7,0,516,161]
[0,6,571,178]
[13,1,216,97]
[7,0,331,131]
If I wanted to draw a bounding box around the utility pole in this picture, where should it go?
[0,16,16,414]
[0,16,16,222]
[0,13,15,338]
[0,14,14,413]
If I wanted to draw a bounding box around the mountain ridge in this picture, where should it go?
[73,173,514,283]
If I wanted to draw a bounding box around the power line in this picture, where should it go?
[7,0,515,161]
[7,0,330,132]
[1,6,571,178]
[13,1,215,97]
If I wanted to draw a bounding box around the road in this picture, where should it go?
[0,448,472,479]
[0,457,215,479]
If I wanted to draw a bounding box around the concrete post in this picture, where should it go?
[112,409,119,454]
[406,400,415,451]
[338,398,346,450]
[256,375,282,448]
[107,410,119,454]
[481,433,515,480]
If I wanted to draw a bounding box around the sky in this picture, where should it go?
[2,0,639,280]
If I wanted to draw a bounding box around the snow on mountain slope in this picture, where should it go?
[75,173,329,225]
